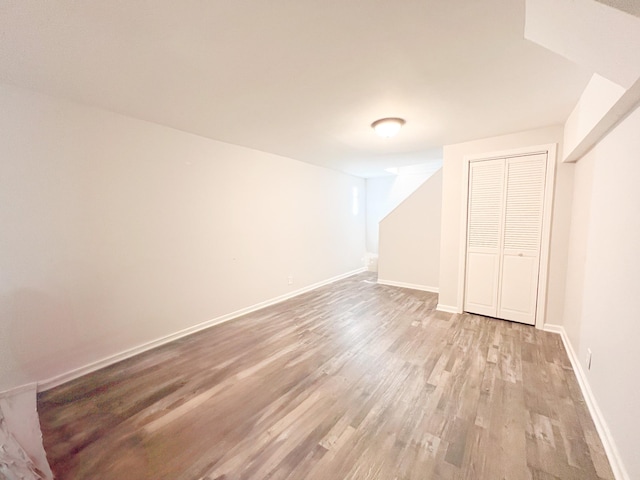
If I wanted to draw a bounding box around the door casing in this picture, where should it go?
[456,144,557,330]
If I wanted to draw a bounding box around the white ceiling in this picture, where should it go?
[0,1,592,177]
[595,0,640,18]
[526,0,640,90]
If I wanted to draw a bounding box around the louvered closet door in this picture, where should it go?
[464,159,505,317]
[498,154,547,324]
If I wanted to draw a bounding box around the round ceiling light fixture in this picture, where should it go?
[371,117,406,138]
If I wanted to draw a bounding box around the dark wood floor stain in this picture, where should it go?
[37,273,614,479]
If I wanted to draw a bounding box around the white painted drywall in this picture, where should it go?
[595,0,640,17]
[525,0,640,89]
[563,74,626,161]
[562,154,595,349]
[0,83,366,393]
[562,105,640,480]
[365,164,441,254]
[438,125,572,327]
[378,170,442,291]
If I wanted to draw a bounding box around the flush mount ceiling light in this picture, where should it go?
[371,117,406,138]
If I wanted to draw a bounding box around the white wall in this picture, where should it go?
[0,83,366,393]
[438,125,572,327]
[378,170,442,291]
[563,73,625,161]
[562,105,640,480]
[525,0,640,89]
[365,171,434,254]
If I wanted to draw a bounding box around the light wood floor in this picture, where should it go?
[38,273,614,480]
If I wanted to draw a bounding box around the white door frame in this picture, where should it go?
[456,143,557,329]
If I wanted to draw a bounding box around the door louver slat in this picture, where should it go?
[467,162,503,249]
[503,158,546,251]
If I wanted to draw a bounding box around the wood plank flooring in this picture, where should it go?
[37,273,614,480]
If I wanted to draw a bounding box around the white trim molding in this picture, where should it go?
[39,267,366,392]
[0,383,38,399]
[436,304,459,314]
[377,279,439,293]
[544,324,630,480]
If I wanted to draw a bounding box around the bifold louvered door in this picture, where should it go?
[464,153,547,325]
[464,159,505,317]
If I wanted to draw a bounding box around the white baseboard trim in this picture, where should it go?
[0,383,37,399]
[543,324,630,480]
[436,304,459,314]
[377,279,439,293]
[38,267,366,392]
[541,323,563,335]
